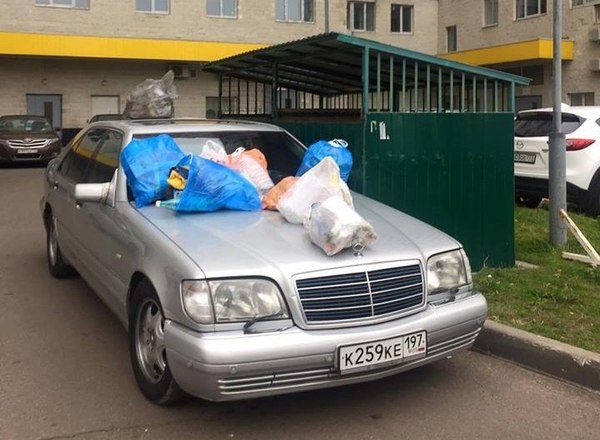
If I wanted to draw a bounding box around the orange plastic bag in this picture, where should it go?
[243,148,267,169]
[262,176,298,210]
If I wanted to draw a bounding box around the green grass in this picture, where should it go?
[473,206,600,352]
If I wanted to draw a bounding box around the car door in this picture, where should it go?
[47,128,102,267]
[73,128,133,316]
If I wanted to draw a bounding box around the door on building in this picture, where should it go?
[26,94,62,130]
[515,95,542,112]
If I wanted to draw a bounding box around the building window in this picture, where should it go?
[572,0,600,7]
[136,0,169,13]
[35,0,89,8]
[275,0,314,22]
[390,4,413,33]
[446,25,457,52]
[484,0,498,25]
[569,92,595,106]
[207,0,237,17]
[348,2,375,31]
[516,0,546,19]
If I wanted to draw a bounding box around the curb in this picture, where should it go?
[472,320,600,392]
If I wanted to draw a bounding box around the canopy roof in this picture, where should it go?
[203,32,530,97]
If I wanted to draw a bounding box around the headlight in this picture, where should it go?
[427,249,471,294]
[182,279,288,324]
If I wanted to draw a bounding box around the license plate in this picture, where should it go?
[17,149,38,154]
[338,331,427,374]
[514,152,536,164]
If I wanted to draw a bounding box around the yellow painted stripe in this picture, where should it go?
[0,32,265,62]
[441,39,574,65]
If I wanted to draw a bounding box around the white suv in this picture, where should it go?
[514,105,600,215]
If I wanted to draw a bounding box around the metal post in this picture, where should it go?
[362,47,370,117]
[217,74,223,118]
[324,0,329,32]
[549,0,567,246]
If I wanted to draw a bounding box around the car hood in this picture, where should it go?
[138,193,461,280]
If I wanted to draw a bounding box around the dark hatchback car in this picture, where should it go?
[0,115,62,164]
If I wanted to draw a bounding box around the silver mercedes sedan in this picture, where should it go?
[40,118,487,405]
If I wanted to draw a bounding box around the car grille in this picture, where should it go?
[295,264,424,323]
[7,139,49,149]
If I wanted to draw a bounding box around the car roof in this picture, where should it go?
[518,106,600,118]
[90,118,286,134]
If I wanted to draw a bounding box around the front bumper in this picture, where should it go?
[164,292,488,401]
[0,143,61,163]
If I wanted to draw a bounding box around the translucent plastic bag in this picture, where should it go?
[262,176,298,210]
[160,154,261,212]
[120,134,185,207]
[199,139,228,165]
[296,139,353,182]
[278,157,353,224]
[123,71,178,119]
[228,147,274,193]
[304,196,378,256]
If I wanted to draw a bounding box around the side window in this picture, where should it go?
[86,130,123,183]
[59,128,106,183]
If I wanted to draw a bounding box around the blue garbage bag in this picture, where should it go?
[172,155,261,212]
[296,139,353,182]
[120,134,185,207]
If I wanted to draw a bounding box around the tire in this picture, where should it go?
[129,279,188,405]
[46,215,77,278]
[585,181,600,217]
[516,195,542,209]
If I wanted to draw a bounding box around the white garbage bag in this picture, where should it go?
[304,196,377,256]
[277,157,353,224]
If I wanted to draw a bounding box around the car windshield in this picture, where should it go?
[0,117,53,133]
[133,130,305,179]
[514,112,583,137]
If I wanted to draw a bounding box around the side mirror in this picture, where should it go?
[75,182,111,204]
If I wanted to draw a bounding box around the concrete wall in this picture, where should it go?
[437,0,600,107]
[0,0,437,51]
[0,0,440,127]
[0,58,218,127]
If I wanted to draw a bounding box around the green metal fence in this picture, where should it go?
[205,33,527,270]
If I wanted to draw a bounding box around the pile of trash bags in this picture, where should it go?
[121,134,377,256]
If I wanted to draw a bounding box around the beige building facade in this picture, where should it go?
[0,0,598,134]
[439,0,600,110]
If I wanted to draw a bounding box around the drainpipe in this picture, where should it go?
[324,0,329,32]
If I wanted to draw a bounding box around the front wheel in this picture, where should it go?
[46,215,77,278]
[129,279,188,405]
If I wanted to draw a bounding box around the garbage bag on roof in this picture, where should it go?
[304,195,378,256]
[278,157,353,224]
[296,139,353,182]
[123,70,178,119]
[159,154,261,212]
[120,134,185,207]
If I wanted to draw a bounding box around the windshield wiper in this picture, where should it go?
[243,312,287,334]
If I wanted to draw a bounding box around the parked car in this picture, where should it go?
[514,105,600,214]
[40,118,487,405]
[89,113,124,123]
[0,115,62,164]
